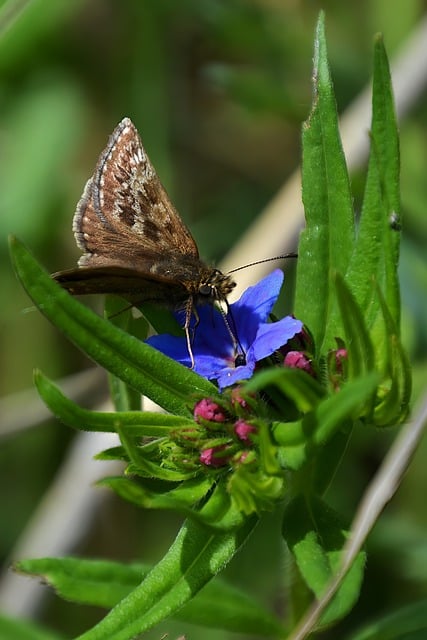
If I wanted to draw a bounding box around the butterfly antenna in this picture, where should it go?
[21,305,38,314]
[227,253,298,275]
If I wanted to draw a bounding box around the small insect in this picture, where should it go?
[54,118,296,365]
[389,211,402,231]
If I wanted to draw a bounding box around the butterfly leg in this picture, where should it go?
[184,297,196,369]
[219,301,246,365]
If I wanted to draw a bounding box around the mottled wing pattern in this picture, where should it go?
[54,117,237,365]
[73,117,199,269]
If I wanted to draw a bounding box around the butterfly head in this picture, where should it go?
[197,269,236,304]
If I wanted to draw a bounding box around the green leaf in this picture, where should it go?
[194,482,248,530]
[17,557,283,637]
[345,599,427,640]
[101,476,215,518]
[34,371,195,437]
[346,34,401,343]
[283,495,365,628]
[369,35,401,324]
[294,12,355,355]
[334,272,410,428]
[16,558,151,610]
[0,614,65,640]
[246,367,326,414]
[73,516,258,640]
[10,237,217,417]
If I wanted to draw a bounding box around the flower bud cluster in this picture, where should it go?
[192,393,258,469]
[156,390,259,474]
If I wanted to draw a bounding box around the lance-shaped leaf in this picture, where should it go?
[10,237,217,417]
[346,34,401,340]
[283,495,365,629]
[294,12,355,355]
[34,371,196,436]
[17,557,283,637]
[72,516,258,640]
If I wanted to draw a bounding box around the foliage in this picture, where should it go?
[3,4,426,640]
[7,13,417,640]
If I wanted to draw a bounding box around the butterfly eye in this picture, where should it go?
[199,283,213,297]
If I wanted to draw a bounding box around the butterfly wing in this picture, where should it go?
[55,118,235,314]
[73,118,199,271]
[54,265,191,305]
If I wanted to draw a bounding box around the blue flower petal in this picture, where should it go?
[146,334,191,366]
[231,269,284,342]
[216,362,255,389]
[251,316,303,361]
[236,269,283,316]
[236,269,283,317]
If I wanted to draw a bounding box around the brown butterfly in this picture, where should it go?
[53,117,237,365]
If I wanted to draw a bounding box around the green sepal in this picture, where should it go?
[100,475,214,516]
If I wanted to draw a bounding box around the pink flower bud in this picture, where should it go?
[199,445,230,467]
[234,419,257,443]
[335,348,348,374]
[194,398,227,423]
[284,350,313,375]
[231,387,248,409]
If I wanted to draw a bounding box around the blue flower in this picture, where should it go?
[146,269,303,389]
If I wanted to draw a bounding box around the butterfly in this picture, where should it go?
[53,117,237,366]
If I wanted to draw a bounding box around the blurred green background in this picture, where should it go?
[1,1,427,638]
